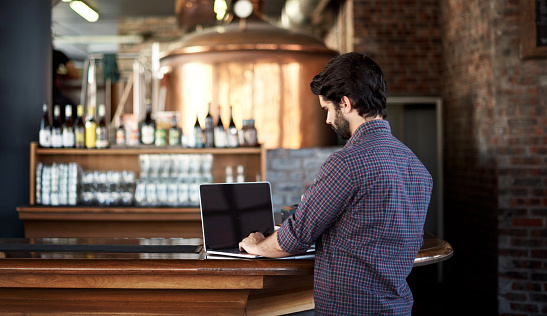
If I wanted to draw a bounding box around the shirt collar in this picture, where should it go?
[345,119,391,146]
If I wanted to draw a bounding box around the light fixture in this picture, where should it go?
[53,35,144,44]
[234,0,253,19]
[213,0,227,21]
[69,1,99,22]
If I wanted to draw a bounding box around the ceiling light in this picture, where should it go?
[70,1,99,22]
[53,35,144,44]
[214,0,227,21]
[234,0,253,19]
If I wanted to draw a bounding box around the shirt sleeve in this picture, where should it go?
[277,152,355,254]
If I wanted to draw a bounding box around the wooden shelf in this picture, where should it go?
[17,206,201,221]
[34,145,263,155]
[23,142,266,238]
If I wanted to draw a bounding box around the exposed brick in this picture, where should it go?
[503,292,527,301]
[510,238,543,248]
[508,259,543,270]
[287,148,315,158]
[531,229,547,238]
[531,208,547,216]
[512,282,542,292]
[509,303,539,313]
[502,271,530,280]
[266,149,289,159]
[270,158,302,171]
[531,249,547,259]
[510,198,542,207]
[512,218,544,227]
[510,157,542,165]
[531,273,547,281]
[275,183,303,193]
[508,119,538,127]
[498,228,529,237]
[530,293,547,303]
[302,158,324,170]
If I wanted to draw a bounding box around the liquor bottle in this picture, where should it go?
[244,119,258,147]
[140,102,155,145]
[51,104,63,148]
[236,165,245,182]
[193,115,204,148]
[238,119,246,146]
[168,115,181,146]
[214,106,227,148]
[204,103,214,148]
[154,120,167,146]
[85,105,97,149]
[74,105,85,148]
[227,106,238,147]
[39,103,51,148]
[115,116,126,146]
[62,105,75,148]
[95,104,109,149]
[225,166,233,183]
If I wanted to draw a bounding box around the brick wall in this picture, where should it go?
[492,0,547,313]
[440,0,547,315]
[352,0,442,96]
[440,1,499,313]
[266,147,340,211]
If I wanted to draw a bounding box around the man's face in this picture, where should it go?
[319,96,352,140]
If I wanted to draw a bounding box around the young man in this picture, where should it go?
[239,52,433,315]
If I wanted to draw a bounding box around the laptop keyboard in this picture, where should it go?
[212,247,247,254]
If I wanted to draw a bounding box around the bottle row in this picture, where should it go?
[38,102,259,149]
[39,103,109,149]
[35,154,253,207]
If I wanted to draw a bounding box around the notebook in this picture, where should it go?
[199,182,276,258]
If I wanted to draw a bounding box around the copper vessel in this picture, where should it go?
[160,17,338,148]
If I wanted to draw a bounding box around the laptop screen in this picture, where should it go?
[199,182,275,250]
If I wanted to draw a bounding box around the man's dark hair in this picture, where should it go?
[310,52,387,119]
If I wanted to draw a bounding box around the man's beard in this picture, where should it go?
[332,108,351,140]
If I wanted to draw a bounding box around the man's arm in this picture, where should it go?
[239,231,291,258]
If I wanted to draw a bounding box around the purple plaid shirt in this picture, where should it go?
[278,120,432,315]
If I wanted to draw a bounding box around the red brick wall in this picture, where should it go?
[440,1,499,313]
[352,0,442,95]
[439,0,547,314]
[492,0,547,313]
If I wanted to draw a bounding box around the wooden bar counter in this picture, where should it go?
[0,233,452,315]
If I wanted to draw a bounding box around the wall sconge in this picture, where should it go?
[69,1,99,22]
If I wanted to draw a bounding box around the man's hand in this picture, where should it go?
[238,231,291,258]
[239,232,265,254]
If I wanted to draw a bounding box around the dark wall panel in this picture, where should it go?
[0,1,51,237]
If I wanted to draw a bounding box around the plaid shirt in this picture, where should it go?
[278,120,432,315]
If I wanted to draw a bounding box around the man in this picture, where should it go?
[52,48,79,120]
[239,52,433,315]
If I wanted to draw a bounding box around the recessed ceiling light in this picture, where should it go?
[70,1,99,22]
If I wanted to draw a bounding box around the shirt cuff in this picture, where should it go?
[277,215,311,254]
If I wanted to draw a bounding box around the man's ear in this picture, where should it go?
[340,96,353,114]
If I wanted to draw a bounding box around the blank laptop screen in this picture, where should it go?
[199,182,275,250]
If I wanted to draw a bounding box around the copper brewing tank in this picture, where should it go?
[160,17,338,148]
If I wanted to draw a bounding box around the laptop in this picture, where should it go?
[199,182,276,258]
